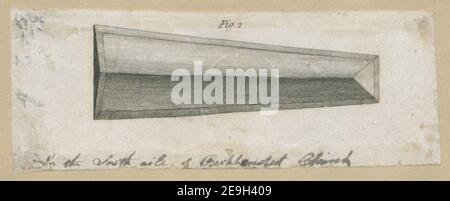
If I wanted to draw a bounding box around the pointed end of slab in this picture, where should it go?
[354,56,380,102]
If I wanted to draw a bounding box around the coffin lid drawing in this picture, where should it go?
[93,25,379,119]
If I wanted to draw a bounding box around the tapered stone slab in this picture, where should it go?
[93,25,379,119]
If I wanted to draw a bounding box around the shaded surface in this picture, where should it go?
[97,73,375,119]
[93,25,379,119]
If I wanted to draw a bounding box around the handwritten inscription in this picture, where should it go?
[63,153,81,168]
[139,154,167,167]
[298,150,353,167]
[13,14,45,45]
[199,154,288,168]
[27,150,353,170]
[218,19,244,30]
[92,151,137,167]
[32,153,56,168]
[16,92,44,108]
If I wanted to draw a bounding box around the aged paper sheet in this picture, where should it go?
[11,9,440,171]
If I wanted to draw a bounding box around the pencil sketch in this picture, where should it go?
[11,10,440,171]
[93,25,379,120]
